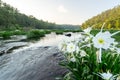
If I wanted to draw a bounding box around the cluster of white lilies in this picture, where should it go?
[58,23,120,80]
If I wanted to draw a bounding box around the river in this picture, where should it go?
[0,32,82,80]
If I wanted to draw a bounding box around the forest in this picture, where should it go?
[1,0,120,30]
[0,0,80,31]
[81,5,120,29]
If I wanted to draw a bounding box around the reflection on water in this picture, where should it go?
[13,32,82,53]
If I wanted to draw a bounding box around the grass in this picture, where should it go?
[0,29,119,41]
[0,30,27,39]
[1,28,117,41]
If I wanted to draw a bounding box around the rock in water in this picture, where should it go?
[65,33,71,37]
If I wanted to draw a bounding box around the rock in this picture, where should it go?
[0,46,67,80]
[4,35,27,43]
[0,42,27,55]
[65,33,71,37]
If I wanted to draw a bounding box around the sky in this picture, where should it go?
[2,0,120,25]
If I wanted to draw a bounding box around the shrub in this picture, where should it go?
[12,30,26,35]
[11,30,27,35]
[55,30,64,34]
[44,30,51,34]
[27,30,45,40]
[1,31,12,39]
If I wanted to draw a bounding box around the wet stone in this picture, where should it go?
[0,46,67,80]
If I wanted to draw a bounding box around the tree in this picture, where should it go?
[81,5,120,30]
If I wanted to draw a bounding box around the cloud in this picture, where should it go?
[57,5,68,13]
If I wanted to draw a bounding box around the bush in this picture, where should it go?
[55,30,64,34]
[27,30,45,40]
[1,31,12,39]
[11,30,26,35]
[44,30,51,34]
[71,29,82,33]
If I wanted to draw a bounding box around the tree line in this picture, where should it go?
[0,0,80,31]
[81,5,120,30]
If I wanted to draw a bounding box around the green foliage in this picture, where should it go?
[0,0,52,29]
[55,30,64,35]
[27,30,45,40]
[0,31,12,39]
[61,47,120,80]
[0,0,80,30]
[44,30,51,34]
[11,30,26,35]
[81,5,120,30]
[0,30,26,39]
[59,27,120,80]
[70,30,82,33]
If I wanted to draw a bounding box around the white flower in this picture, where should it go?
[95,71,118,80]
[85,36,91,42]
[70,57,76,62]
[116,48,120,54]
[86,44,91,47]
[92,31,114,63]
[96,71,118,80]
[76,46,80,53]
[96,71,117,80]
[109,47,115,51]
[100,71,113,80]
[83,27,94,38]
[117,76,120,80]
[83,27,92,34]
[92,31,114,49]
[80,50,87,57]
[66,43,76,53]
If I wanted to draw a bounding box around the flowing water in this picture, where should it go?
[0,32,82,80]
[13,32,82,53]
